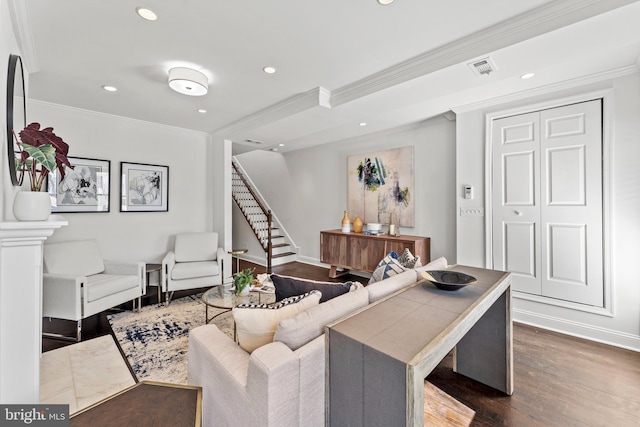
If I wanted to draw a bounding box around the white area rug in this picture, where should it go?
[108,296,233,384]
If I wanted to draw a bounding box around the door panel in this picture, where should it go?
[504,151,535,206]
[492,112,541,295]
[504,222,536,278]
[548,223,587,284]
[540,101,603,306]
[547,145,586,205]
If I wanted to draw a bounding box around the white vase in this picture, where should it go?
[13,191,52,221]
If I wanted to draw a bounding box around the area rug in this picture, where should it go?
[107,295,234,384]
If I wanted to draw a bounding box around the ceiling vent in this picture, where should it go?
[468,57,498,77]
[245,139,265,145]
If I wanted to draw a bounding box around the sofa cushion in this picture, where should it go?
[232,290,321,353]
[170,260,219,280]
[274,288,369,351]
[174,232,218,262]
[86,274,139,302]
[43,240,105,277]
[366,269,419,303]
[397,248,422,269]
[271,274,361,303]
[368,251,407,284]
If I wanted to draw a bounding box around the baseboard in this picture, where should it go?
[513,308,640,352]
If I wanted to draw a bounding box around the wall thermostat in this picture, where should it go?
[464,185,473,200]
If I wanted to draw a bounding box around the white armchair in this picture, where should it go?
[161,232,225,305]
[42,239,145,341]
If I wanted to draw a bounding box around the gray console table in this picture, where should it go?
[326,265,512,426]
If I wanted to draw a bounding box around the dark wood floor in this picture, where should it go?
[43,261,640,426]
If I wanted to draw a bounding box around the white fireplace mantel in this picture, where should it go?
[0,215,67,404]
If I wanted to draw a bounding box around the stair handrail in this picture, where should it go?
[232,161,273,272]
[232,163,271,219]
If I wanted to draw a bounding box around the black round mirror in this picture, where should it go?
[6,54,26,186]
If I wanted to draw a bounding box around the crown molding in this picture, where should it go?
[213,86,332,136]
[331,0,639,107]
[28,99,210,137]
[452,64,639,114]
[7,0,39,73]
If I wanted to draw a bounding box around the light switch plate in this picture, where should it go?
[460,207,484,217]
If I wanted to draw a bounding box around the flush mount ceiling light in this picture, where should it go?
[168,67,208,96]
[136,7,157,21]
[377,0,395,5]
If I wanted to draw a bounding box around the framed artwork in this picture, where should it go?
[120,162,169,212]
[347,146,415,227]
[47,157,110,213]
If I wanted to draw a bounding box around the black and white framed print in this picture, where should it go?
[120,162,169,212]
[48,156,110,213]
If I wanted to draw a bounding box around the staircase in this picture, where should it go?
[232,160,297,272]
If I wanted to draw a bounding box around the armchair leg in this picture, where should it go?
[131,296,142,312]
[165,291,175,307]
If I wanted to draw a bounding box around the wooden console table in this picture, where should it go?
[326,265,512,426]
[320,229,430,278]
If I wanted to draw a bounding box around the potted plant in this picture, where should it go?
[233,268,255,295]
[12,122,73,221]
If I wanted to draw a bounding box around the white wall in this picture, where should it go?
[456,72,640,351]
[234,117,457,267]
[1,1,22,221]
[27,101,214,263]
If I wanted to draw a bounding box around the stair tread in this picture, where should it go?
[272,252,296,259]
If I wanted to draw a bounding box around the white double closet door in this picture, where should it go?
[491,99,603,307]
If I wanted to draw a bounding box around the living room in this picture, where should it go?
[1,0,639,425]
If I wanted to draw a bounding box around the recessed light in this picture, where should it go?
[136,7,157,21]
[359,122,367,126]
[102,85,117,92]
[377,0,395,5]
[270,148,278,152]
[279,143,285,147]
[263,66,277,74]
[521,73,535,80]
[198,109,207,114]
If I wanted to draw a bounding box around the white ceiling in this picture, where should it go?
[10,0,640,154]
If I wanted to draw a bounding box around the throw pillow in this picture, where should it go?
[368,251,407,284]
[232,290,321,353]
[271,274,360,303]
[397,248,422,269]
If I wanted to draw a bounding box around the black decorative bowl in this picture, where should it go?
[421,270,477,291]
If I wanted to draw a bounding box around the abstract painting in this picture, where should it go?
[48,157,110,213]
[348,146,414,227]
[120,162,169,212]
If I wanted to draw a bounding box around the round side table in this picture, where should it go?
[228,248,248,275]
